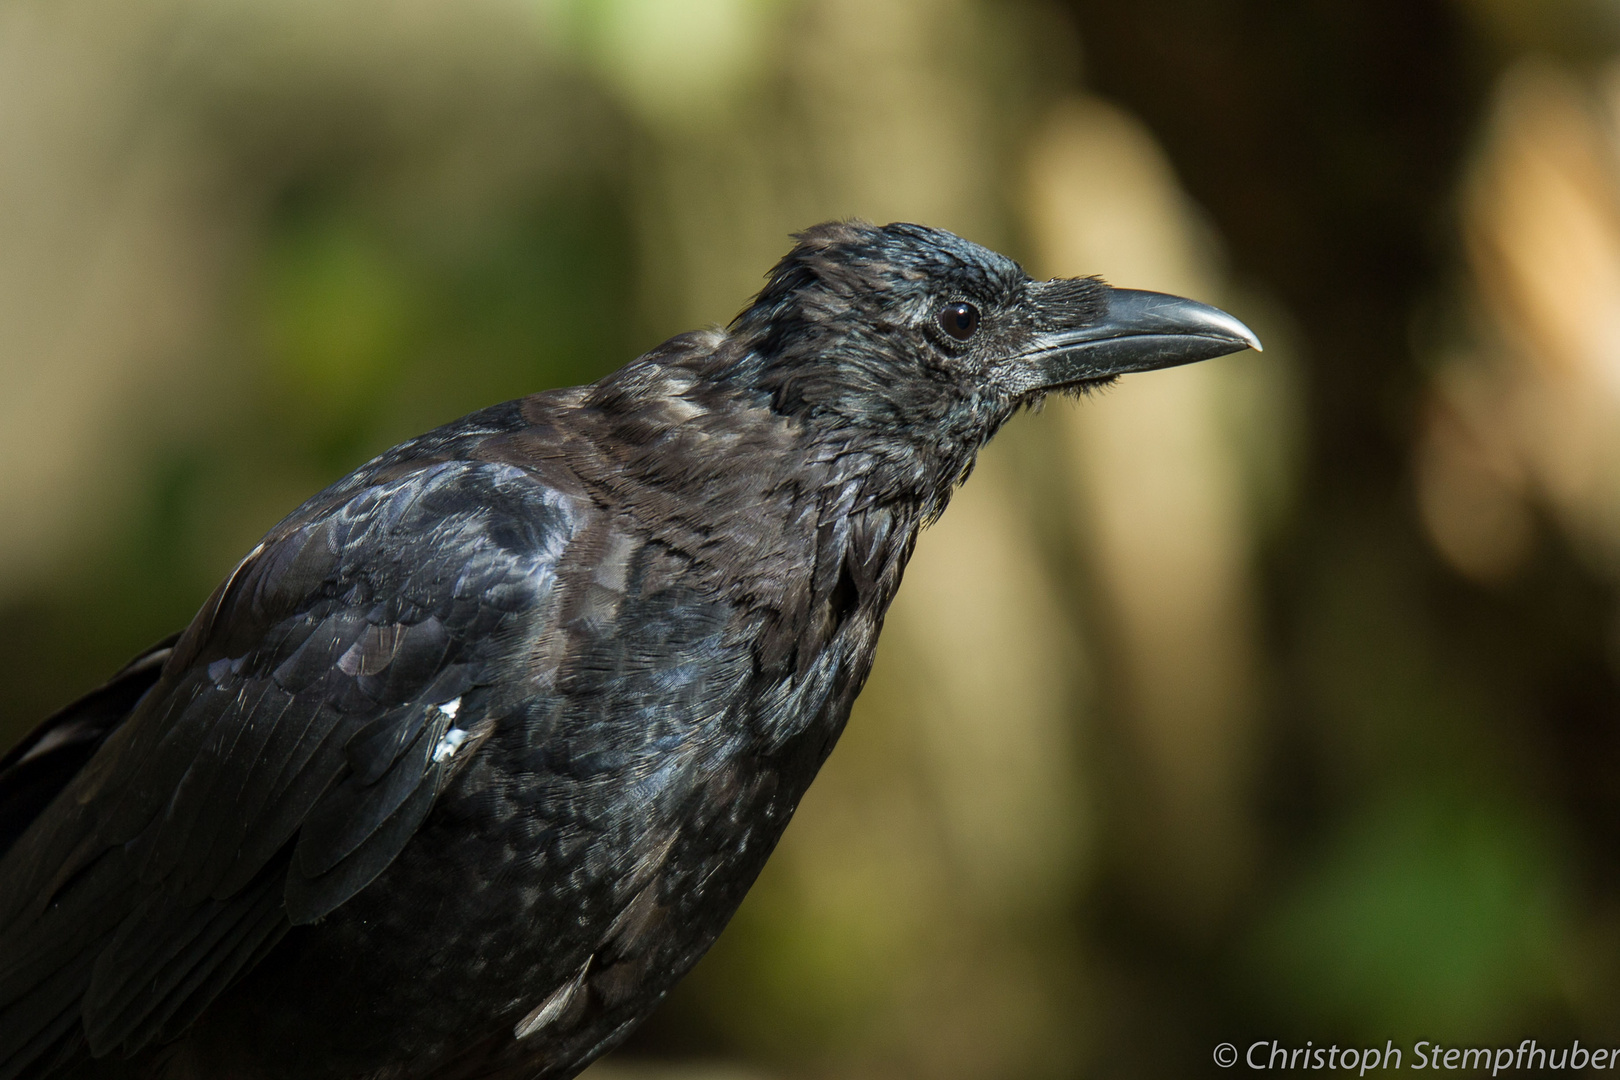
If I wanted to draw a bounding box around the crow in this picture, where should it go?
[0,220,1258,1080]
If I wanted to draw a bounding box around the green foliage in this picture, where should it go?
[1248,791,1570,1042]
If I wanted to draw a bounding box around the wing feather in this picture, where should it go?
[0,637,175,860]
[294,703,449,878]
[82,872,285,1056]
[0,457,581,1078]
[283,761,445,924]
[0,947,97,1080]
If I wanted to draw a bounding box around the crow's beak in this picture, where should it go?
[1012,286,1261,394]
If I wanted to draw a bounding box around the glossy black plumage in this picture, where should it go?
[0,221,1258,1080]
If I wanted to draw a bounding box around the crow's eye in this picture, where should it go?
[937,301,980,341]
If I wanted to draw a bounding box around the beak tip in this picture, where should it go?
[1206,306,1262,355]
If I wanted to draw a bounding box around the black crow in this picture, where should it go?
[0,221,1258,1080]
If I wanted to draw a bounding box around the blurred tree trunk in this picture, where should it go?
[1061,0,1484,482]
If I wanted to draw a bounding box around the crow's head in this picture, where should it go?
[723,220,1258,475]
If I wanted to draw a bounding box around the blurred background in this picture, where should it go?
[5,0,1620,1074]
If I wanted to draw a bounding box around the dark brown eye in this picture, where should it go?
[937,301,980,341]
